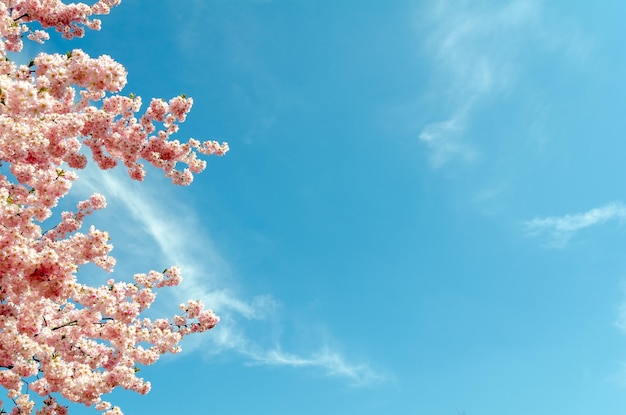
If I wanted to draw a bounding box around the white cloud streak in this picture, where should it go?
[523,202,626,248]
[418,0,585,168]
[242,347,383,387]
[419,0,540,166]
[418,108,477,168]
[75,166,382,386]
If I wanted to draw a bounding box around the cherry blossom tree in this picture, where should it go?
[0,1,229,413]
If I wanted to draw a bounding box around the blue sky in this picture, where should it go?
[15,0,626,414]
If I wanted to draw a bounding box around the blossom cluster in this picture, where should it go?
[0,1,228,414]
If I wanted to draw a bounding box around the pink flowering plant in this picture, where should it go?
[0,1,228,413]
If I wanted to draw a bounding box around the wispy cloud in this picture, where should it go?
[418,0,587,168]
[523,202,626,248]
[418,108,477,168]
[243,347,384,387]
[75,166,382,386]
[419,0,541,167]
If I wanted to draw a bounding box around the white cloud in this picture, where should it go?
[523,202,626,248]
[418,0,587,168]
[75,165,381,386]
[418,0,541,166]
[418,109,477,168]
[425,0,539,96]
[243,347,385,387]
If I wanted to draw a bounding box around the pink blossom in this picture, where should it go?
[0,2,228,414]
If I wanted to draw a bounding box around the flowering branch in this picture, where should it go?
[0,1,228,414]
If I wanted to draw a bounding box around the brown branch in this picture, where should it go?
[51,320,78,331]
